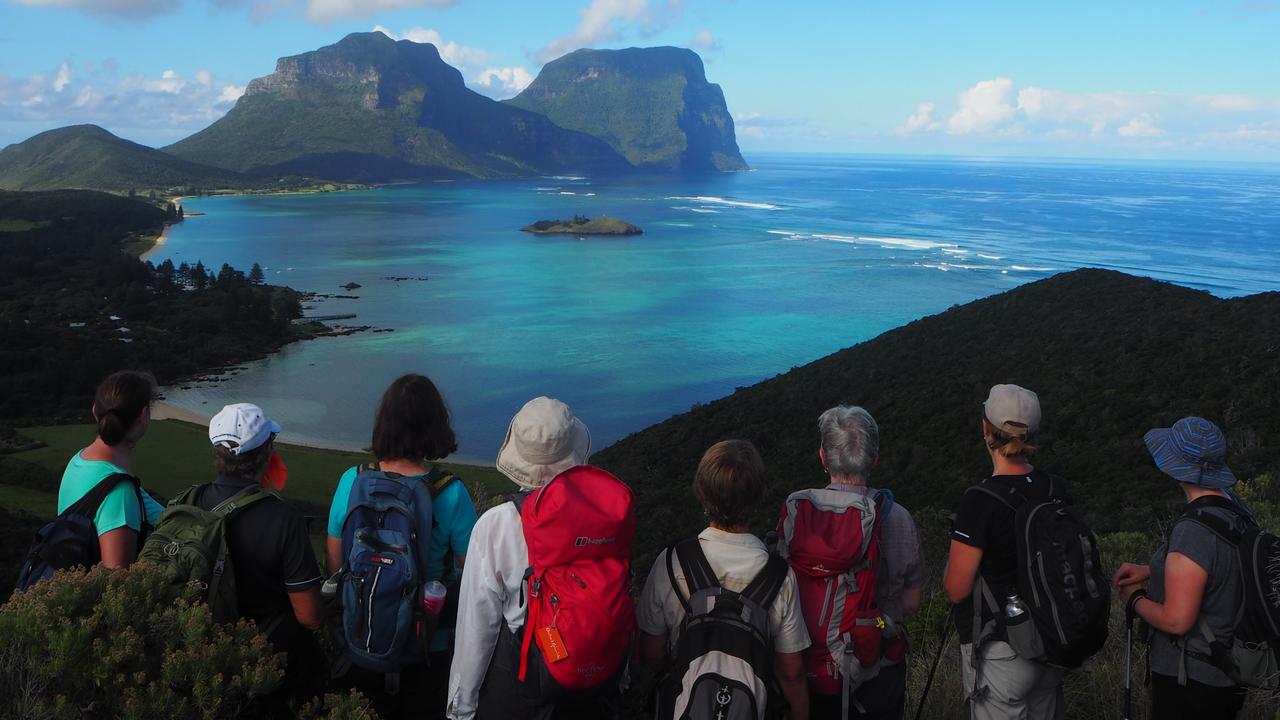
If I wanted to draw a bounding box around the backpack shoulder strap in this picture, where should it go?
[1179,504,1248,548]
[873,488,895,522]
[740,553,789,610]
[65,472,139,518]
[675,536,720,594]
[425,465,458,498]
[965,478,1023,512]
[211,485,277,519]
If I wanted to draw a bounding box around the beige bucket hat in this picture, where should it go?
[496,396,591,489]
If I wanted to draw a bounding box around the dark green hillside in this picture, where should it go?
[506,47,748,172]
[166,32,630,182]
[0,125,249,193]
[593,269,1280,567]
[0,190,311,423]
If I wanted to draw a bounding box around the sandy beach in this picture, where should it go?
[138,220,173,262]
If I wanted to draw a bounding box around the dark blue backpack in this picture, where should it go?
[16,472,143,591]
[338,463,435,674]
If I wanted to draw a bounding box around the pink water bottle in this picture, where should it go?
[422,580,447,616]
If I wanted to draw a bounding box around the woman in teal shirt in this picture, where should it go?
[326,373,478,719]
[57,370,164,568]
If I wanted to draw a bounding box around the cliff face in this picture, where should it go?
[507,47,749,173]
[165,33,630,182]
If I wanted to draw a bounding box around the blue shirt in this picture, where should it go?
[57,452,164,535]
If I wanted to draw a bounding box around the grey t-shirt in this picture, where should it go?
[1148,503,1244,687]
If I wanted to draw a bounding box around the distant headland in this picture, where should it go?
[521,215,643,235]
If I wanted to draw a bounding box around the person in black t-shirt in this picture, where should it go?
[203,403,325,709]
[942,384,1066,720]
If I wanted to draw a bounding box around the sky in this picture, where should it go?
[0,0,1277,161]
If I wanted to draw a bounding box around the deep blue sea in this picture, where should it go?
[150,154,1280,461]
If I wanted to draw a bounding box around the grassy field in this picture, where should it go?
[6,419,511,521]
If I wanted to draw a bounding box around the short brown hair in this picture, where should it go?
[212,437,273,481]
[371,374,457,462]
[693,440,766,528]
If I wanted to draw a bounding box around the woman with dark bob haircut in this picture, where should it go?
[56,370,165,568]
[325,373,479,719]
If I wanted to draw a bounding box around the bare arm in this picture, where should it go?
[1123,553,1207,636]
[774,651,809,720]
[325,534,342,576]
[289,586,325,630]
[943,540,983,604]
[640,630,668,673]
[99,527,138,569]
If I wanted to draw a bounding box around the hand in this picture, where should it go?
[1113,562,1150,590]
[1118,582,1144,607]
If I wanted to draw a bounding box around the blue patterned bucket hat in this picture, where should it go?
[1143,416,1236,489]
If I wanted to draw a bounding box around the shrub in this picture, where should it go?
[0,563,283,719]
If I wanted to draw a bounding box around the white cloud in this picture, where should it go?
[53,63,72,92]
[374,25,533,100]
[899,101,939,134]
[0,61,246,146]
[947,77,1016,135]
[1116,113,1164,137]
[902,77,1280,155]
[472,67,534,98]
[538,0,683,63]
[304,0,455,23]
[691,29,720,53]
[11,0,178,18]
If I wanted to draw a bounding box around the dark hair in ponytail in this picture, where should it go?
[94,371,156,446]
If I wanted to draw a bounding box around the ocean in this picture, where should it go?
[149,154,1280,461]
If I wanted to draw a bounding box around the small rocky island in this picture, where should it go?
[521,215,643,236]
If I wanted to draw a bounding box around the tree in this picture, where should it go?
[249,262,265,285]
[192,260,208,290]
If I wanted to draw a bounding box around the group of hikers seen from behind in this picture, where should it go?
[15,370,1280,720]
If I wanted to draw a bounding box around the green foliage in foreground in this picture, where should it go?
[0,563,282,719]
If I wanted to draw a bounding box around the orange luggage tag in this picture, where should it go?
[536,626,569,663]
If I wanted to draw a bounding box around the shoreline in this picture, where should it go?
[150,399,492,467]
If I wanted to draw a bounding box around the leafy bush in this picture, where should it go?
[0,563,282,719]
[296,691,381,720]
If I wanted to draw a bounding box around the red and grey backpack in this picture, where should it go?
[777,487,899,712]
[512,465,636,702]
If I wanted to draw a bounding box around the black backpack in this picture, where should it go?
[16,473,144,591]
[966,475,1110,669]
[1174,495,1280,690]
[656,537,789,720]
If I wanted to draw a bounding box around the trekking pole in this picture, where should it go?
[1123,611,1134,720]
[913,605,954,720]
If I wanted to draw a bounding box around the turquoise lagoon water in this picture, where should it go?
[151,154,1280,461]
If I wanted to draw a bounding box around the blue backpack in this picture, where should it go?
[338,463,438,673]
[17,473,144,591]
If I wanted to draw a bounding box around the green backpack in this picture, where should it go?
[139,484,276,623]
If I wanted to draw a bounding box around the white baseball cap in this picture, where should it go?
[209,403,281,455]
[982,384,1041,437]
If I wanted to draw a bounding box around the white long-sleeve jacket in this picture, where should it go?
[447,501,529,720]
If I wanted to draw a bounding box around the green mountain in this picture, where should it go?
[0,125,248,194]
[592,270,1280,568]
[165,32,630,182]
[506,47,748,172]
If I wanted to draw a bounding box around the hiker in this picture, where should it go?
[54,370,164,568]
[1113,417,1250,720]
[448,397,635,720]
[641,439,811,720]
[326,373,478,719]
[942,384,1070,720]
[778,406,925,720]
[190,403,325,701]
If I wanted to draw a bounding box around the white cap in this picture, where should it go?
[209,403,281,455]
[495,397,591,490]
[982,384,1041,437]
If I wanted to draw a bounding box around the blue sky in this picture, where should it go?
[0,0,1277,161]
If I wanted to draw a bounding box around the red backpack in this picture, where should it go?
[515,465,636,697]
[777,488,902,707]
